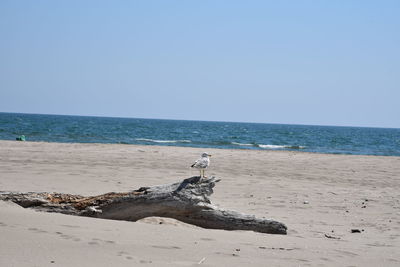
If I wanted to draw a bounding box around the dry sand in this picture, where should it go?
[0,140,399,266]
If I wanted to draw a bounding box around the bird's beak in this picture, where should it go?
[209,154,212,157]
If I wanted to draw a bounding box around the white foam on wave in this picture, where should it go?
[258,144,306,149]
[135,138,191,143]
[231,142,254,146]
[258,144,287,149]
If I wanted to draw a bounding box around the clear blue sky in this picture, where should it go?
[1,1,399,128]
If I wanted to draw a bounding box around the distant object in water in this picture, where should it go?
[16,135,26,141]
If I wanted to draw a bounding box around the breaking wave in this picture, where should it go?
[135,138,191,143]
[231,142,255,146]
[229,142,305,150]
[258,144,306,149]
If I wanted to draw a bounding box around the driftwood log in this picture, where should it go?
[0,176,287,235]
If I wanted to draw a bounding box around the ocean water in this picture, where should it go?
[0,112,399,156]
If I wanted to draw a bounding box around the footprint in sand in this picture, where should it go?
[61,224,80,229]
[151,245,181,250]
[271,204,286,208]
[53,231,81,242]
[89,238,116,244]
[366,242,394,247]
[200,237,215,241]
[296,258,310,263]
[60,234,73,240]
[117,251,138,261]
[334,249,359,257]
[28,227,48,233]
[117,251,128,256]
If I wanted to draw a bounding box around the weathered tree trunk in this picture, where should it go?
[0,176,287,235]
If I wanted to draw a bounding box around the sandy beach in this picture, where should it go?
[0,140,399,266]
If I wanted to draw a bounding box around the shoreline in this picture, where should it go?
[2,139,399,158]
[1,140,399,266]
[2,112,399,157]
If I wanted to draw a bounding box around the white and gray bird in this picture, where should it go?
[191,152,211,178]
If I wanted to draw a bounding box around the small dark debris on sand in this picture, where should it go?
[325,234,340,239]
[259,246,296,251]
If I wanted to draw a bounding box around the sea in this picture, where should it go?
[1,112,399,156]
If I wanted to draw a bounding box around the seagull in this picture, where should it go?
[191,152,211,178]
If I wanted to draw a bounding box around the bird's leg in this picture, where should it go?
[203,169,207,178]
[199,169,202,178]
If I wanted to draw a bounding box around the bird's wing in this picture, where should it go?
[191,159,199,168]
[191,158,208,168]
